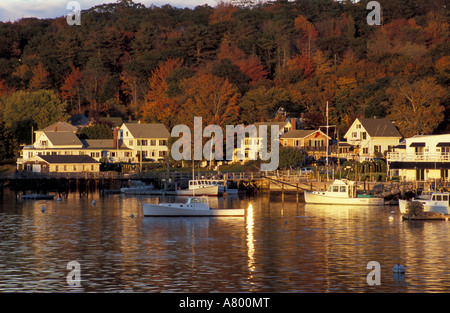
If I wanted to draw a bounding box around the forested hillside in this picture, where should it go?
[0,0,448,160]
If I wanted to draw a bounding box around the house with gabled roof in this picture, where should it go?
[344,117,403,160]
[23,155,100,173]
[17,121,170,171]
[119,123,170,162]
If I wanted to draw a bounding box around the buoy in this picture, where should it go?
[130,214,134,218]
[92,200,96,206]
[57,197,62,201]
[41,206,46,213]
[393,264,405,273]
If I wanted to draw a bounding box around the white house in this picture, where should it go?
[344,117,402,160]
[119,123,170,162]
[17,121,170,171]
[387,134,450,181]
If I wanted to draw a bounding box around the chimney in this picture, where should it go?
[291,118,296,130]
[54,126,57,132]
[113,127,119,149]
[128,115,132,122]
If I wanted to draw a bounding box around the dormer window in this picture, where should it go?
[41,140,48,146]
[356,124,361,129]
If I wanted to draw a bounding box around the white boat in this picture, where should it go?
[399,192,450,215]
[304,179,384,206]
[417,190,433,200]
[142,196,245,216]
[121,180,162,194]
[175,180,219,196]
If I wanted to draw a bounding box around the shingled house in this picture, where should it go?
[344,117,403,160]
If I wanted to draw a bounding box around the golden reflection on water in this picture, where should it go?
[246,203,255,285]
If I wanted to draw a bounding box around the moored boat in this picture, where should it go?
[304,179,384,206]
[120,180,161,194]
[175,180,219,196]
[142,196,245,216]
[399,192,450,215]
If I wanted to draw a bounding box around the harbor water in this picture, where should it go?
[0,189,449,293]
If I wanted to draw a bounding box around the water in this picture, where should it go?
[0,189,449,293]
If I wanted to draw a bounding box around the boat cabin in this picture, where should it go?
[322,179,357,198]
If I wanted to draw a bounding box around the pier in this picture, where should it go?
[2,170,447,201]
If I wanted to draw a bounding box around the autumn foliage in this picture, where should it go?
[0,0,448,150]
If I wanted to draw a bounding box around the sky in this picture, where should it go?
[0,0,220,22]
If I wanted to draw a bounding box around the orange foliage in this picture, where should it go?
[209,2,238,24]
[141,58,184,127]
[180,72,239,127]
[29,62,49,90]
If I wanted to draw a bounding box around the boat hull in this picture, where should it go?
[142,203,245,216]
[304,191,384,206]
[175,185,219,196]
[399,199,449,215]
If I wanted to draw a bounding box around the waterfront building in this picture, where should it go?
[387,134,450,181]
[118,123,170,162]
[17,121,170,172]
[280,129,331,159]
[344,117,403,161]
[22,155,100,173]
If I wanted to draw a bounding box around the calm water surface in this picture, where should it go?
[0,188,449,293]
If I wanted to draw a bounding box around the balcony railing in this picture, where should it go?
[387,152,450,162]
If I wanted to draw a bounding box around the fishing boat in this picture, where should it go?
[120,180,163,195]
[142,196,245,217]
[304,179,384,206]
[175,180,219,196]
[399,192,450,215]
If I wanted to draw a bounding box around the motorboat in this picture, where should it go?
[142,196,245,216]
[417,190,433,200]
[399,192,450,215]
[175,180,219,196]
[120,180,162,195]
[304,179,384,206]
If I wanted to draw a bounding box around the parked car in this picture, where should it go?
[299,167,313,175]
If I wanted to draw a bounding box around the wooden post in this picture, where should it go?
[296,183,299,202]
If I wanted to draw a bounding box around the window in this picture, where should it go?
[374,145,381,154]
[159,151,166,157]
[436,195,442,201]
[363,148,368,154]
[332,186,339,192]
[356,124,361,129]
[352,132,357,138]
[129,140,133,146]
[340,186,346,193]
[361,132,367,140]
[41,140,48,146]
[150,140,156,146]
[443,195,448,201]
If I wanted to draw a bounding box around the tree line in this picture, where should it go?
[0,0,448,161]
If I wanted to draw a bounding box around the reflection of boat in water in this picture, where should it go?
[120,180,164,195]
[142,196,245,216]
[399,192,450,220]
[174,180,219,196]
[304,179,384,206]
[20,194,55,200]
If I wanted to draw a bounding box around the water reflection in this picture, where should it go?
[0,190,449,292]
[246,203,255,289]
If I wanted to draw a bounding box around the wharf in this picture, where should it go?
[0,171,445,200]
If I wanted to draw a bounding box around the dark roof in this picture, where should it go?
[44,132,83,146]
[359,118,402,138]
[37,155,99,164]
[40,122,78,132]
[123,123,170,138]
